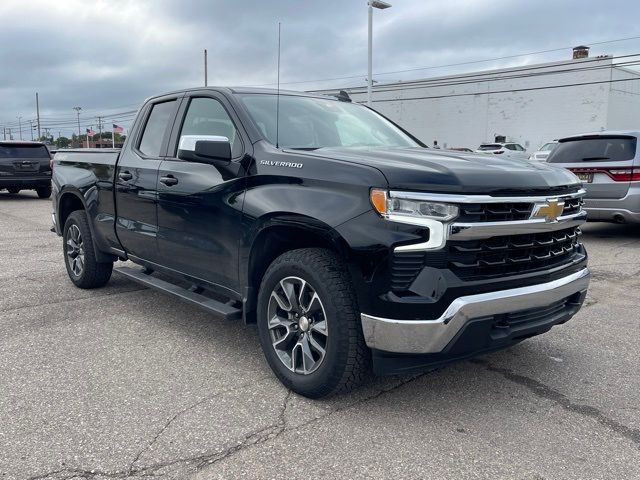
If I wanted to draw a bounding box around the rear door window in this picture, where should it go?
[0,144,50,158]
[138,100,177,157]
[548,136,637,163]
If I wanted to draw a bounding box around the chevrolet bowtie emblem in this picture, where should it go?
[531,199,565,222]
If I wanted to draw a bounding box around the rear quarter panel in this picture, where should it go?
[53,150,120,253]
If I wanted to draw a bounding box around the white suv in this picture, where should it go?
[476,142,529,160]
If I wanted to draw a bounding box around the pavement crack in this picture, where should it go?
[472,359,640,446]
[27,466,142,480]
[196,373,427,471]
[195,389,293,469]
[127,377,274,474]
[128,375,426,476]
[1,287,146,315]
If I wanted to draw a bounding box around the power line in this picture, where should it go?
[247,34,640,88]
[331,57,640,96]
[363,76,640,104]
[313,53,640,94]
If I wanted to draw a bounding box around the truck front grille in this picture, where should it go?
[457,197,584,222]
[390,226,583,291]
[448,226,582,280]
[459,202,532,222]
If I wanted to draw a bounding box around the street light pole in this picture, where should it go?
[73,107,82,147]
[367,0,391,108]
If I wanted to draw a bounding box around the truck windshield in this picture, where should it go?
[238,94,419,149]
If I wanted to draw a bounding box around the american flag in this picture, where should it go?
[86,128,96,137]
[112,124,124,133]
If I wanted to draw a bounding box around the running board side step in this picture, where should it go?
[115,266,242,321]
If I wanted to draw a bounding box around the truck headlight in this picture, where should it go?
[370,189,459,222]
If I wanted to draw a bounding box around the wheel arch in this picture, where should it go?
[57,188,116,263]
[242,214,352,324]
[58,189,86,230]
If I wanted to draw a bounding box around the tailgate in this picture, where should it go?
[0,143,51,177]
[547,135,637,200]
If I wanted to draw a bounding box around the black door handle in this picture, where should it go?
[160,175,178,186]
[118,171,133,181]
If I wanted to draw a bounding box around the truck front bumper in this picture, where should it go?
[362,268,590,373]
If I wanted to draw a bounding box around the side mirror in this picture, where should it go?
[177,135,232,165]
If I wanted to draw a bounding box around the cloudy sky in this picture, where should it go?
[1,0,639,138]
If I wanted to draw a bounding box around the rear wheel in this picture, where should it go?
[257,248,370,398]
[63,210,113,288]
[7,188,20,194]
[36,186,52,199]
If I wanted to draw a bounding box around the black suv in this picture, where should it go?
[0,141,52,198]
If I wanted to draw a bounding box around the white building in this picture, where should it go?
[319,48,640,152]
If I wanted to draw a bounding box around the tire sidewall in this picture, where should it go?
[37,186,52,199]
[63,212,90,286]
[257,255,353,395]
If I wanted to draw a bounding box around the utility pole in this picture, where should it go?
[73,106,82,147]
[204,49,208,86]
[36,92,41,139]
[16,116,23,140]
[29,120,34,141]
[96,116,104,148]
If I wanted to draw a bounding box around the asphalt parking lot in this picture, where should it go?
[0,191,639,480]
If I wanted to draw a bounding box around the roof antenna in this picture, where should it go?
[275,22,281,149]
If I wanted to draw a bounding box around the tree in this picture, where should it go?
[55,136,70,148]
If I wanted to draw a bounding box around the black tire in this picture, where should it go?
[63,210,113,289]
[36,186,52,199]
[7,188,20,194]
[257,248,370,398]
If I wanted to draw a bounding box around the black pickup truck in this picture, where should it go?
[52,87,590,398]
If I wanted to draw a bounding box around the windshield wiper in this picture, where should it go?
[581,156,610,161]
[288,147,320,151]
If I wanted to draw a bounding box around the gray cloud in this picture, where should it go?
[1,0,639,137]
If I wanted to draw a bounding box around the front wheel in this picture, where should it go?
[63,210,113,289]
[257,248,370,398]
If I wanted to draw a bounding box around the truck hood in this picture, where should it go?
[299,147,580,194]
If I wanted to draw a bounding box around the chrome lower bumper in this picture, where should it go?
[361,268,590,354]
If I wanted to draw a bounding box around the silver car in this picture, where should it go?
[475,142,529,160]
[529,141,558,162]
[547,131,639,223]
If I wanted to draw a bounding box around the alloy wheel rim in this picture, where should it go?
[267,276,328,375]
[66,224,85,277]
